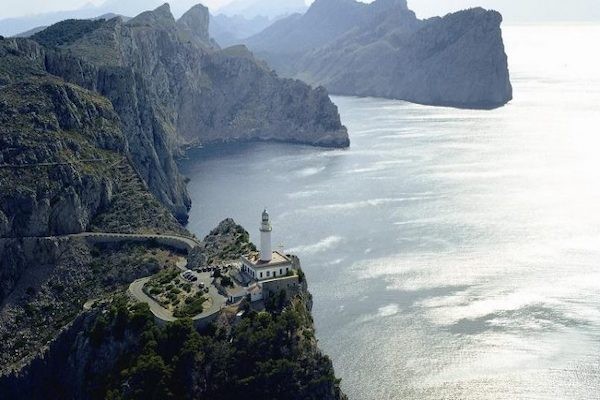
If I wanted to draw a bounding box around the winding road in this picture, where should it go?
[0,231,203,252]
[2,230,225,323]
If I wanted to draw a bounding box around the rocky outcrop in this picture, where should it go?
[0,311,111,399]
[0,237,62,304]
[177,4,215,48]
[0,222,346,400]
[178,45,349,147]
[246,0,512,109]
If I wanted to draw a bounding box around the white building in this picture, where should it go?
[241,209,294,281]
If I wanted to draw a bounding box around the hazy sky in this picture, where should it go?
[1,0,599,21]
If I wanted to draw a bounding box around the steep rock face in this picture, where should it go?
[247,0,366,61]
[178,45,349,147]
[246,0,512,109]
[177,4,214,48]
[0,237,62,304]
[0,311,115,399]
[0,38,183,237]
[0,43,127,236]
[23,4,348,220]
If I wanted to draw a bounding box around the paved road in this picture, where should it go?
[128,256,227,323]
[74,232,202,252]
[2,231,203,253]
[6,230,223,323]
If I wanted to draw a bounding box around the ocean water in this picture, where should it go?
[180,25,600,399]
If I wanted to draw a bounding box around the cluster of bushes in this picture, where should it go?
[145,268,180,302]
[220,276,234,288]
[173,293,207,318]
[31,19,105,48]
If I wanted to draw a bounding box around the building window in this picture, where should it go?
[267,271,271,277]
[260,272,263,278]
[286,267,289,274]
[280,268,282,275]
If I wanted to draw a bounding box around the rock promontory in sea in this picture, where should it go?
[245,0,513,109]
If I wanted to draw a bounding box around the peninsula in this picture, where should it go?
[245,0,513,109]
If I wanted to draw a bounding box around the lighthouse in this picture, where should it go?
[240,208,294,281]
[260,209,272,262]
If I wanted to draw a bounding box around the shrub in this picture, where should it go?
[174,295,206,318]
[220,276,233,288]
[297,268,305,283]
[149,287,161,295]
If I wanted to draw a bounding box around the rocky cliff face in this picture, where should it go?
[0,41,126,237]
[177,4,215,48]
[21,4,348,221]
[0,36,186,238]
[246,0,512,109]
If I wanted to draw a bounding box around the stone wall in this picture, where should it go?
[262,275,301,299]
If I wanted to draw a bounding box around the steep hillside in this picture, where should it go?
[0,39,183,237]
[246,0,513,109]
[19,4,348,221]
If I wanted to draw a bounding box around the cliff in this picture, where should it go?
[0,221,346,400]
[246,0,513,109]
[20,4,348,221]
[0,39,183,237]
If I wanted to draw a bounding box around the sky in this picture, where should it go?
[0,0,599,21]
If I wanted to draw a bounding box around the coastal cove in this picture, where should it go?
[180,24,600,400]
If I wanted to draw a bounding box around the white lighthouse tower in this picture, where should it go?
[240,209,294,282]
[259,209,273,262]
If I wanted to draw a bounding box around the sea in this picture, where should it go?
[180,25,600,399]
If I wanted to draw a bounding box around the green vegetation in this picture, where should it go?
[173,293,207,318]
[0,243,179,371]
[31,19,105,48]
[144,267,208,317]
[87,296,343,400]
[220,276,234,288]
